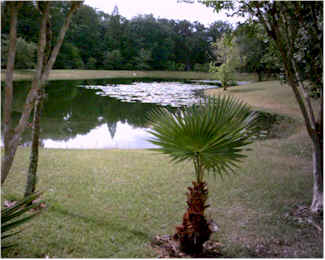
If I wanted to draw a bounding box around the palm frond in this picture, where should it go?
[1,192,43,250]
[147,95,258,177]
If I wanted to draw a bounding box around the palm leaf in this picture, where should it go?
[147,95,258,178]
[1,192,43,250]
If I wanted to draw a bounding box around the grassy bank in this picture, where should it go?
[206,81,305,120]
[2,81,322,258]
[1,69,257,81]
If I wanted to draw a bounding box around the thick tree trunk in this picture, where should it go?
[24,89,44,197]
[173,181,212,255]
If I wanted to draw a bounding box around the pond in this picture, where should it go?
[2,79,279,149]
[1,79,223,149]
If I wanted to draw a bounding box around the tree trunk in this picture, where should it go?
[24,88,44,197]
[255,5,323,213]
[311,133,323,213]
[173,181,212,255]
[1,3,20,184]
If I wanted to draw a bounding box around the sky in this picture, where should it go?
[84,0,245,26]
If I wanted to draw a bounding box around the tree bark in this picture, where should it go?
[174,181,212,255]
[24,88,44,197]
[311,139,323,213]
[2,2,21,184]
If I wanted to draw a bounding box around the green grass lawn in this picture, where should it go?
[2,81,322,258]
[1,69,258,81]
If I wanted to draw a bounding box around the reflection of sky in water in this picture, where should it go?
[43,121,156,149]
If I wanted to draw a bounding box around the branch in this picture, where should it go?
[41,2,82,83]
[12,2,50,145]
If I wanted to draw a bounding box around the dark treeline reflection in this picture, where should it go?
[1,79,175,147]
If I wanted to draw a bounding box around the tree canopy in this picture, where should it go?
[1,3,234,72]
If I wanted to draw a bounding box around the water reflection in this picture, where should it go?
[43,122,154,149]
[1,79,215,149]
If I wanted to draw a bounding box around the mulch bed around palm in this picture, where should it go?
[151,234,223,258]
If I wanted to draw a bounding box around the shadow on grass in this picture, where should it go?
[50,204,151,241]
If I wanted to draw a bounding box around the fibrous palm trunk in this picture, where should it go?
[173,181,212,254]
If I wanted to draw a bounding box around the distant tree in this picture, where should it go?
[173,20,201,70]
[235,23,281,81]
[134,48,152,70]
[55,42,84,69]
[67,4,102,66]
[1,1,41,43]
[210,34,240,90]
[206,21,233,61]
[103,49,123,70]
[15,37,37,69]
[86,57,97,69]
[1,36,37,69]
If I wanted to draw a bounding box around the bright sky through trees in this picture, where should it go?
[84,0,244,26]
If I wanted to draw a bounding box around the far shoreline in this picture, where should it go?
[0,69,257,82]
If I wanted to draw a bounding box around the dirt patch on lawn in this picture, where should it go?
[151,235,223,258]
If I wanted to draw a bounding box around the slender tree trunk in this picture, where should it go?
[311,140,323,213]
[24,88,44,197]
[311,113,323,213]
[254,3,323,213]
[1,3,20,184]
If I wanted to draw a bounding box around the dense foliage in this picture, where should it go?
[1,2,235,71]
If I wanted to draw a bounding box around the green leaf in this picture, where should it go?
[146,95,258,180]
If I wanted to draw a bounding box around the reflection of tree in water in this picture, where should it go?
[2,79,174,145]
[106,122,117,139]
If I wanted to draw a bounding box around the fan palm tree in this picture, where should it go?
[147,95,257,255]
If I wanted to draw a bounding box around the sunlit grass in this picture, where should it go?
[2,80,321,257]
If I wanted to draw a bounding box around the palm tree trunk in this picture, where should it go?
[173,181,212,254]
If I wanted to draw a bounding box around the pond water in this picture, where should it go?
[1,79,226,149]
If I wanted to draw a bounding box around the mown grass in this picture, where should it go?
[0,69,258,82]
[2,80,322,258]
[1,69,214,81]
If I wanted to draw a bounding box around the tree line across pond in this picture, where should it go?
[1,1,280,76]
